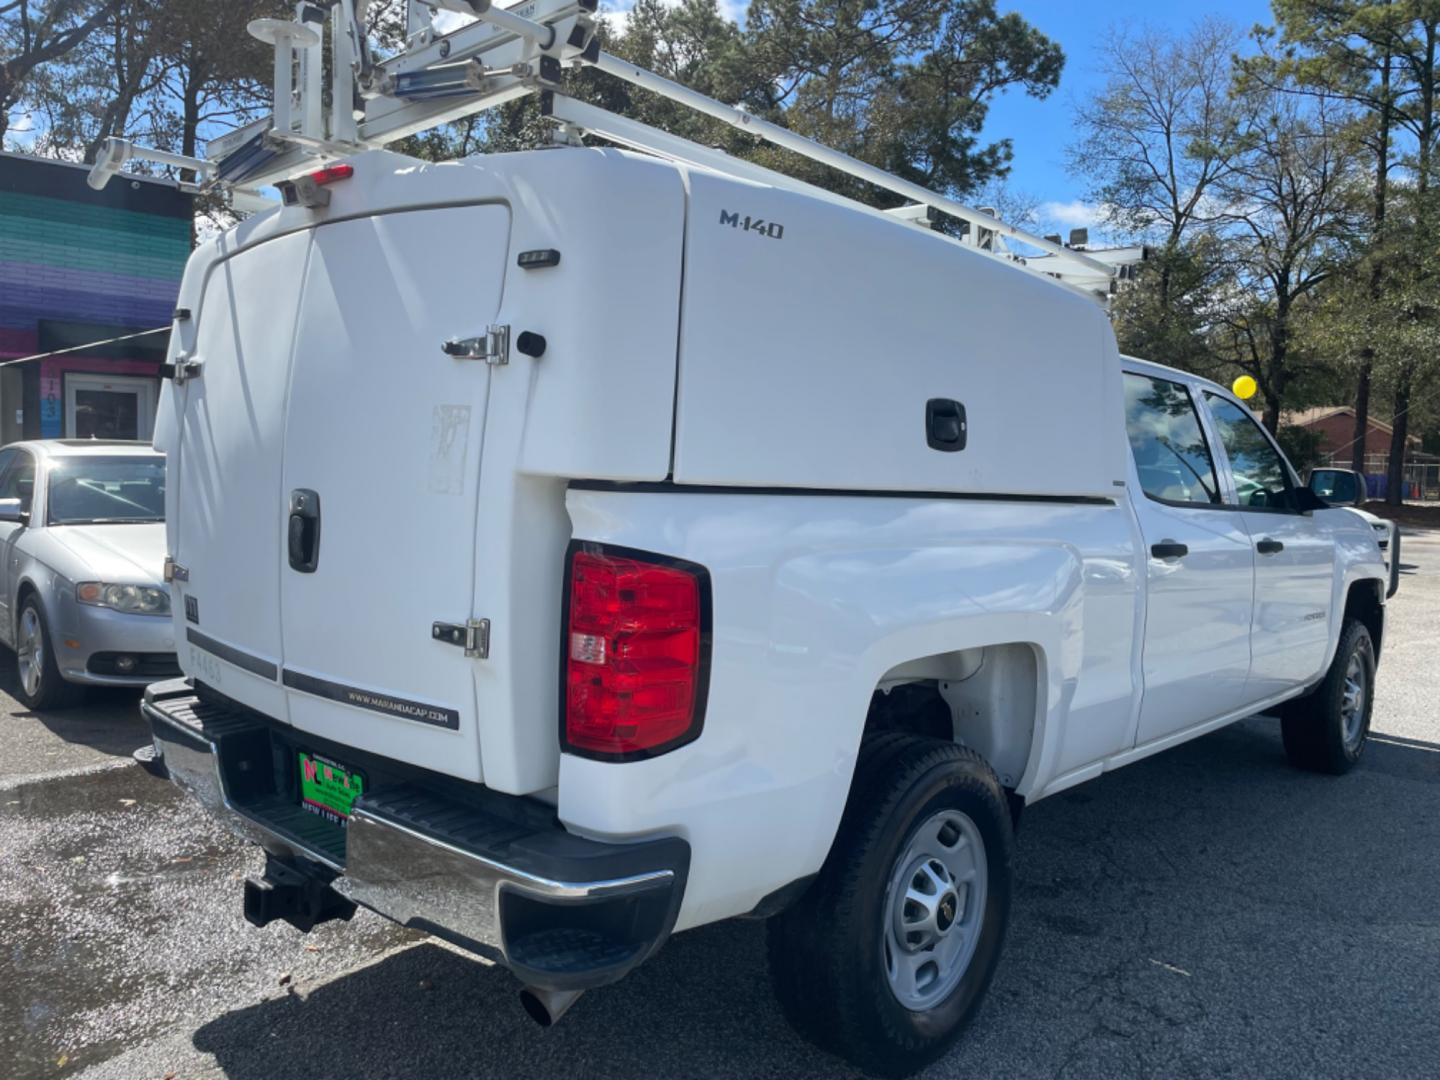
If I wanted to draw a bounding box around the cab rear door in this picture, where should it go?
[1123,370,1256,745]
[1200,391,1336,701]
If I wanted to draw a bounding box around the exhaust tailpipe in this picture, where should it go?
[519,986,585,1027]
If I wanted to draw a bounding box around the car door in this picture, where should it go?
[1201,392,1336,702]
[1123,371,1257,745]
[0,448,35,640]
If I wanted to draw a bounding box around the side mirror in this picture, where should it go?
[0,497,28,524]
[1307,468,1365,507]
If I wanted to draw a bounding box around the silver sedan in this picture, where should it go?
[0,441,176,708]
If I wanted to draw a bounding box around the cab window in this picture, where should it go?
[1123,373,1220,505]
[1203,393,1294,510]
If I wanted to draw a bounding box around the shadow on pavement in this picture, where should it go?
[191,924,838,1080]
[0,647,148,761]
[184,716,1440,1080]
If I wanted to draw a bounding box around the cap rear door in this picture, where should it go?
[278,205,510,782]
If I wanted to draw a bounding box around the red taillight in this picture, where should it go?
[307,163,354,186]
[563,546,708,759]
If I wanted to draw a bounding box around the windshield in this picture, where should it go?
[47,456,165,525]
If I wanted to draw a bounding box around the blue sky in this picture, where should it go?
[981,0,1271,236]
[600,0,1274,240]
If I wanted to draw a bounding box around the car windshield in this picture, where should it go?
[47,456,165,525]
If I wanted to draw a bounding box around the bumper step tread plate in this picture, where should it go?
[142,681,690,991]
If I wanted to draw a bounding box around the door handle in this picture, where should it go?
[925,398,968,452]
[1150,540,1189,559]
[1256,538,1284,556]
[288,489,321,573]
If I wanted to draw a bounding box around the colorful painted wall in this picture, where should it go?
[0,151,192,440]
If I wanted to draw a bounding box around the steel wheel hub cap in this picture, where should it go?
[883,808,987,1011]
[1341,651,1367,747]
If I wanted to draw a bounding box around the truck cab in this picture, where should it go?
[1119,357,1387,759]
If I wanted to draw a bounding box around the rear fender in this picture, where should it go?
[827,544,1079,800]
[558,498,1086,930]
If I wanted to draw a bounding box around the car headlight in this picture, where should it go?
[76,582,170,615]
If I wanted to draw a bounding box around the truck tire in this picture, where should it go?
[14,595,84,711]
[767,734,1013,1077]
[1279,619,1375,775]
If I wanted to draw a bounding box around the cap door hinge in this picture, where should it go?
[163,557,190,583]
[160,354,204,384]
[431,617,490,659]
[441,325,509,365]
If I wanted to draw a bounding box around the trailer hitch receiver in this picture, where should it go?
[243,855,356,933]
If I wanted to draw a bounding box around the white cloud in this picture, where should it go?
[434,11,476,34]
[598,1,636,36]
[1037,199,1104,230]
[428,2,749,50]
[601,0,748,37]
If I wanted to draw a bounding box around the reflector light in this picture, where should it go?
[307,163,354,185]
[563,546,709,759]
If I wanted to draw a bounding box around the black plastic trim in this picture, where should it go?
[517,248,561,269]
[1387,524,1401,599]
[185,628,278,680]
[559,540,713,763]
[567,479,1115,506]
[87,651,181,677]
[281,669,460,730]
[741,873,817,920]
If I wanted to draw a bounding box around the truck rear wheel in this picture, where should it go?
[1279,619,1375,775]
[767,735,1013,1077]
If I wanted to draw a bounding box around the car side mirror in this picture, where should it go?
[0,497,29,524]
[1307,468,1365,507]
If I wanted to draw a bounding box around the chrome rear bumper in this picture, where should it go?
[143,680,688,991]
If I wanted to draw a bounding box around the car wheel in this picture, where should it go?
[767,734,1013,1077]
[1280,619,1375,775]
[15,596,84,710]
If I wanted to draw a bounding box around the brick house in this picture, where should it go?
[1283,405,1420,475]
[0,151,192,444]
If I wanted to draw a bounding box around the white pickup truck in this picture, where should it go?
[141,146,1396,1076]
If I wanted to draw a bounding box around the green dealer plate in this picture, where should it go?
[298,751,365,825]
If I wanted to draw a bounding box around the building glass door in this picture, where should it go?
[64,374,157,440]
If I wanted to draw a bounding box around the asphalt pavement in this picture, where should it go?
[2,532,1437,1080]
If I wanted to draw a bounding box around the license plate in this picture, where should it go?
[298,751,365,825]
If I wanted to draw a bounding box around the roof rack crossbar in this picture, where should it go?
[586,53,1109,279]
[83,0,1114,295]
[548,95,1105,301]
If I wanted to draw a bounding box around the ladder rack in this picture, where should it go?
[86,0,1114,299]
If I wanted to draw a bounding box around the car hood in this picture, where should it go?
[1349,507,1385,527]
[44,523,166,584]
